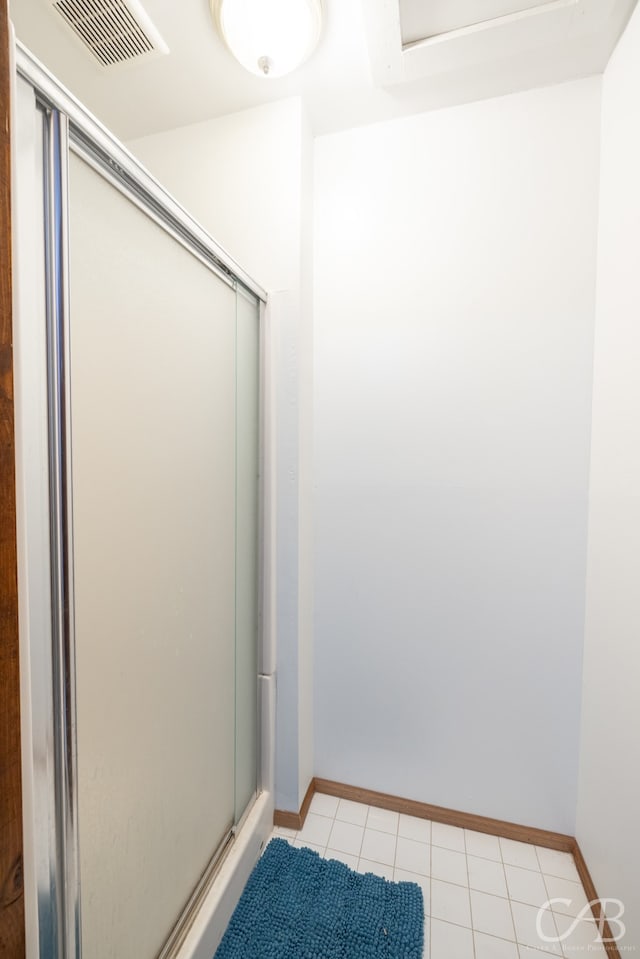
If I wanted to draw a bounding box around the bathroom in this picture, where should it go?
[1,0,639,956]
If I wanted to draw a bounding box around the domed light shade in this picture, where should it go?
[212,0,322,78]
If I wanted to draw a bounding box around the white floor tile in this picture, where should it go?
[543,875,589,918]
[360,827,397,865]
[467,854,508,898]
[511,900,562,955]
[423,917,431,957]
[273,794,599,959]
[366,806,399,834]
[294,839,324,854]
[297,812,333,847]
[504,864,549,907]
[431,879,472,928]
[555,914,608,958]
[327,819,364,856]
[335,798,369,826]
[432,822,466,853]
[470,890,516,941]
[394,868,431,914]
[519,945,561,959]
[500,838,540,871]
[431,845,468,887]
[431,918,474,959]
[465,829,502,862]
[398,813,431,844]
[474,931,519,959]
[535,848,580,883]
[395,836,430,876]
[309,793,340,818]
[358,858,395,880]
[324,848,359,869]
[272,825,297,839]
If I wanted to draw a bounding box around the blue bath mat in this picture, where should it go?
[214,837,424,959]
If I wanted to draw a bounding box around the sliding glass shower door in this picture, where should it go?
[15,46,266,959]
[69,149,257,958]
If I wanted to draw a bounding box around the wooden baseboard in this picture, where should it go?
[273,778,315,831]
[572,842,621,959]
[275,778,622,958]
[275,776,574,850]
[314,778,575,851]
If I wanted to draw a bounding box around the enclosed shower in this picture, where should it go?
[13,43,274,959]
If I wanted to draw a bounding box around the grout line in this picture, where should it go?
[355,804,369,867]
[390,805,401,882]
[463,828,477,959]
[462,848,511,866]
[429,825,433,958]
[430,916,475,930]
[435,916,519,944]
[535,846,562,957]
[499,836,521,958]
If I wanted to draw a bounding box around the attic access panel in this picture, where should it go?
[399,0,561,46]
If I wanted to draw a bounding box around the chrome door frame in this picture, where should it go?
[14,41,269,959]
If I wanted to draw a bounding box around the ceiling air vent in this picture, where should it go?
[51,0,168,68]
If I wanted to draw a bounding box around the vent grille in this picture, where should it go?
[52,0,166,67]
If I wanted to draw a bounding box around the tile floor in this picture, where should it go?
[270,793,608,959]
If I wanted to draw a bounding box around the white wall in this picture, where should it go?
[313,78,601,833]
[577,1,640,947]
[129,99,302,291]
[129,98,314,813]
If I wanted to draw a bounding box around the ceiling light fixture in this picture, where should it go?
[212,0,323,78]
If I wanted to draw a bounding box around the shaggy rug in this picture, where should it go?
[214,837,424,958]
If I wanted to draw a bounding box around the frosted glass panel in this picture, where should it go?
[235,289,260,820]
[69,152,237,959]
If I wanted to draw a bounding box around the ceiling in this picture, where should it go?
[8,0,638,141]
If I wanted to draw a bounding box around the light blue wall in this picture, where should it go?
[313,78,601,833]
